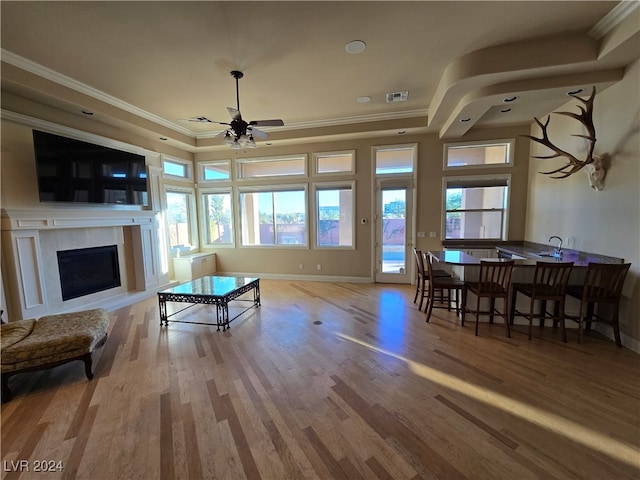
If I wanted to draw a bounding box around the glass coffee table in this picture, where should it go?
[158,276,260,330]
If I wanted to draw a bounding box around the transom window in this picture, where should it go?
[163,156,193,180]
[444,175,510,240]
[200,160,231,181]
[374,144,416,175]
[237,155,306,179]
[239,187,307,246]
[314,151,355,175]
[444,139,514,169]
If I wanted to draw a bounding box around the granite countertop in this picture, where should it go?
[497,241,624,266]
[432,241,624,267]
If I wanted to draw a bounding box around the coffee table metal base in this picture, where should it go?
[158,277,260,331]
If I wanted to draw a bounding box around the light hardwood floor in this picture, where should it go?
[2,280,639,480]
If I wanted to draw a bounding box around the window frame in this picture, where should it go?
[443,138,515,171]
[442,174,511,241]
[313,150,356,176]
[162,155,194,181]
[313,181,356,250]
[238,184,309,248]
[373,143,417,176]
[236,154,308,180]
[199,187,235,248]
[164,185,198,254]
[198,160,232,183]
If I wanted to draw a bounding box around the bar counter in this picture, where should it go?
[435,242,624,267]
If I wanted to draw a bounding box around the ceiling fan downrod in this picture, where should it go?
[230,70,243,112]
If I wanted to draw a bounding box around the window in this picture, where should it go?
[239,187,307,246]
[165,188,197,251]
[237,155,306,179]
[314,151,355,175]
[201,190,233,246]
[163,156,193,180]
[200,160,231,181]
[315,183,354,248]
[374,144,416,175]
[444,175,510,240]
[444,139,514,169]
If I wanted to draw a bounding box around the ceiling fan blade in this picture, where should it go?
[187,116,229,125]
[248,127,269,140]
[214,129,231,138]
[250,119,284,127]
[227,107,242,121]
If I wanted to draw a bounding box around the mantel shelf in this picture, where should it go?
[1,207,157,231]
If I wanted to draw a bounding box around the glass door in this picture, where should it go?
[375,181,413,283]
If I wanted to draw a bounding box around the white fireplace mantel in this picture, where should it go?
[1,207,157,231]
[1,206,167,320]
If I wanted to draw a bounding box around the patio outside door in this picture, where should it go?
[375,180,413,283]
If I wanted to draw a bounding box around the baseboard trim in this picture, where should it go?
[218,272,374,283]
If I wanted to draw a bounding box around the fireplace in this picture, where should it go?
[57,245,121,301]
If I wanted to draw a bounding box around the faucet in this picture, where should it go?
[548,236,563,257]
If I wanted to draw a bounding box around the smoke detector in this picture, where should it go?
[386,91,408,103]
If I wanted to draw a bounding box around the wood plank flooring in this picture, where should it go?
[2,280,640,479]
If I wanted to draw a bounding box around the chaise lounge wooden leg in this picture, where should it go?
[82,353,94,380]
[1,374,12,403]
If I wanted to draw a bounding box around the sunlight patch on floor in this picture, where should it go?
[337,333,640,468]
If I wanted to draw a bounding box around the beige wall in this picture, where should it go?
[193,125,531,279]
[1,108,531,282]
[525,60,640,348]
[414,126,531,253]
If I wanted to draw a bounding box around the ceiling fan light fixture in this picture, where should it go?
[212,71,284,149]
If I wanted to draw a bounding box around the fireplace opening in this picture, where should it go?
[57,245,121,301]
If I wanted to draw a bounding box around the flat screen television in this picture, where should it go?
[33,129,149,206]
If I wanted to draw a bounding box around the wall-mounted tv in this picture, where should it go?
[33,129,149,206]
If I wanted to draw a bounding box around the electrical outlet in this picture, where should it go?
[429,231,437,238]
[417,231,425,238]
[299,263,304,270]
[316,264,322,270]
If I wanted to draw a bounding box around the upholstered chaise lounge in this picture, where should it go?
[1,308,109,402]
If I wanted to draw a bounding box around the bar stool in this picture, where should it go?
[566,262,631,347]
[413,248,450,311]
[424,253,464,322]
[462,260,514,337]
[510,261,574,342]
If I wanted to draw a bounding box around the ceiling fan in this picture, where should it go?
[189,70,284,148]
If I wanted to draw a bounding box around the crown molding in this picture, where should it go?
[2,49,429,142]
[589,0,640,38]
[1,49,194,137]
[0,109,160,159]
[194,109,429,140]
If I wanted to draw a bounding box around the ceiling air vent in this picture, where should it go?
[386,91,408,103]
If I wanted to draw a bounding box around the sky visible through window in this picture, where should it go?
[257,190,340,214]
[164,161,186,177]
